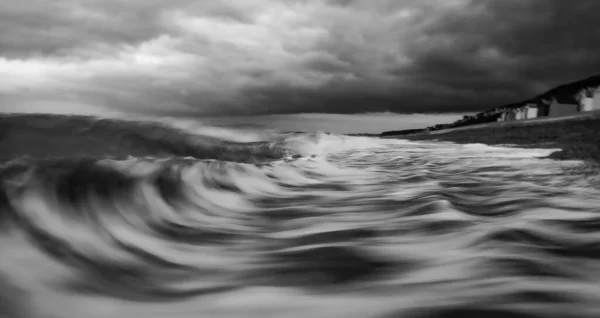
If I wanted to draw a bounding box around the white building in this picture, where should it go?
[579,87,600,112]
[523,103,539,119]
[515,107,527,120]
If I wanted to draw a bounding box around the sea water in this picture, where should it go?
[0,117,599,318]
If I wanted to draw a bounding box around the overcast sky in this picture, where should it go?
[1,0,600,117]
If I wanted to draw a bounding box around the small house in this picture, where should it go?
[523,103,539,119]
[578,87,600,112]
[537,104,550,117]
[515,107,527,120]
[548,97,580,118]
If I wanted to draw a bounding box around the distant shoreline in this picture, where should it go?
[382,111,600,163]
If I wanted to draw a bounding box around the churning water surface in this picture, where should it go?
[1,118,599,318]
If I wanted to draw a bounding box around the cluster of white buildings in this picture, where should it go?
[498,86,600,122]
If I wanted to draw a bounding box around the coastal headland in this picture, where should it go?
[379,74,600,164]
[387,110,600,163]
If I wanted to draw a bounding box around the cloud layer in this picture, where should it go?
[2,0,600,116]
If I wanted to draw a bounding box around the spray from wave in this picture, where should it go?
[0,113,599,318]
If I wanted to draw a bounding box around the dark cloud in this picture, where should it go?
[1,0,600,116]
[0,1,171,58]
[0,0,256,58]
[397,0,600,109]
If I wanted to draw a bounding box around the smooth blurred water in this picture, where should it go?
[1,119,599,318]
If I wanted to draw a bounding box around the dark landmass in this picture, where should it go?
[380,74,600,137]
[379,129,428,137]
[524,74,600,106]
[399,112,600,163]
[376,74,600,165]
[347,133,380,137]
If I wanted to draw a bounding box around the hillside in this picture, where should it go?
[380,74,600,136]
[523,74,600,106]
[401,110,600,163]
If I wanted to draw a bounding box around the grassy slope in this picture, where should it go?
[397,113,600,162]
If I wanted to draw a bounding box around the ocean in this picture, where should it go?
[1,115,599,318]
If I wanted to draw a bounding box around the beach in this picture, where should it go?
[389,111,600,163]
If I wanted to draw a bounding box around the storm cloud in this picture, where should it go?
[1,0,600,116]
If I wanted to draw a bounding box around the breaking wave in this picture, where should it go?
[1,114,600,317]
